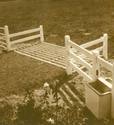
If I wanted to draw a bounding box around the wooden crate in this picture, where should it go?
[85,80,111,119]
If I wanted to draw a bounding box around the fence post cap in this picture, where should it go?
[103,33,108,37]
[40,25,43,28]
[4,25,8,28]
[65,35,70,40]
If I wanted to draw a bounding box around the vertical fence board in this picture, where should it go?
[4,25,11,51]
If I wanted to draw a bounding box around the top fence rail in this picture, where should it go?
[9,27,41,38]
[0,27,4,30]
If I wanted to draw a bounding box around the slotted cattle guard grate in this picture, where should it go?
[15,42,67,69]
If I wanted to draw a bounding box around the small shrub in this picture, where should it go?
[16,91,43,125]
[0,102,14,125]
[0,81,87,125]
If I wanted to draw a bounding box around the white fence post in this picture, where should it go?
[65,35,72,75]
[111,63,114,119]
[40,25,44,42]
[4,25,11,51]
[103,33,108,60]
[91,50,99,81]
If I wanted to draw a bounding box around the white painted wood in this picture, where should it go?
[11,34,41,44]
[85,82,111,119]
[0,33,5,36]
[81,37,103,49]
[0,41,7,46]
[19,49,65,65]
[9,28,40,38]
[91,51,99,81]
[80,34,108,60]
[0,37,5,41]
[69,50,92,70]
[4,25,11,51]
[7,25,44,50]
[0,27,4,30]
[70,60,93,81]
[45,41,65,49]
[103,33,108,59]
[40,25,44,42]
[65,35,73,75]
[15,50,66,69]
[15,42,67,69]
[97,56,113,72]
[68,40,93,58]
[92,46,103,52]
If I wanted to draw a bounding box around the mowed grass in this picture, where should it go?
[0,52,65,97]
[0,0,114,96]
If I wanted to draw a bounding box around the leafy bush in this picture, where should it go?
[0,81,87,125]
[0,103,14,125]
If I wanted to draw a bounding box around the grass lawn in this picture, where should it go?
[0,0,114,96]
[0,51,65,97]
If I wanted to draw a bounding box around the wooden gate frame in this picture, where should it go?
[65,35,97,82]
[4,25,44,51]
[65,34,108,81]
[65,34,114,119]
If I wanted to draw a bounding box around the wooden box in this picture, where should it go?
[85,80,111,119]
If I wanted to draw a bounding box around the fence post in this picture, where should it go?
[65,35,72,75]
[91,50,99,81]
[4,25,11,51]
[40,25,44,42]
[111,63,114,119]
[103,33,108,60]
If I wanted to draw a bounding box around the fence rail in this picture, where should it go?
[11,34,41,45]
[0,25,44,51]
[65,35,97,81]
[65,34,111,83]
[9,27,40,38]
[70,60,93,81]
[97,56,114,89]
[81,34,108,59]
[67,39,93,58]
[97,56,113,72]
[0,27,4,30]
[69,50,92,70]
[9,26,43,50]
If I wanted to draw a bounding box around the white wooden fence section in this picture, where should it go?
[81,34,108,59]
[0,26,8,50]
[65,35,98,82]
[97,57,113,88]
[65,34,114,118]
[65,34,108,81]
[4,25,44,51]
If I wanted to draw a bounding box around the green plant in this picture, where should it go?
[16,91,44,125]
[0,102,14,125]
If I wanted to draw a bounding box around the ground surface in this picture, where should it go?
[0,51,65,97]
[0,0,114,96]
[0,0,114,124]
